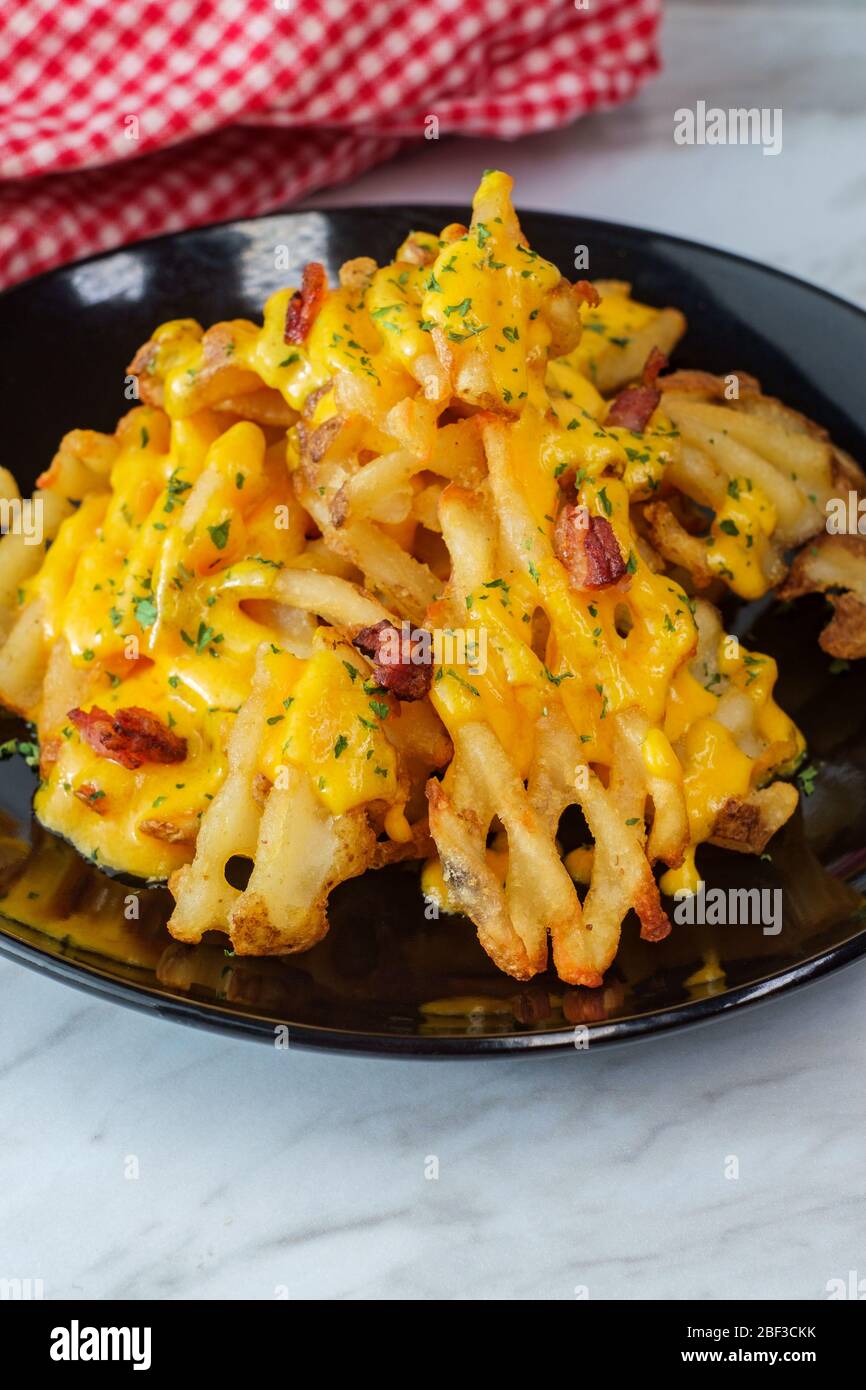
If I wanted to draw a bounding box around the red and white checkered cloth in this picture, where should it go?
[0,0,661,289]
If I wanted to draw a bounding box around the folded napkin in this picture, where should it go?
[0,0,661,287]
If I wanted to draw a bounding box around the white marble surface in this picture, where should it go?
[2,2,866,1302]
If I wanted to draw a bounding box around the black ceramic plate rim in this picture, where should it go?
[4,200,866,326]
[2,914,866,1056]
[2,204,866,1057]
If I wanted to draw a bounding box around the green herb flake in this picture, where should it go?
[208,519,231,550]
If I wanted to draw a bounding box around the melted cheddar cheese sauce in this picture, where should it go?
[567,285,657,384]
[704,474,778,599]
[19,169,804,902]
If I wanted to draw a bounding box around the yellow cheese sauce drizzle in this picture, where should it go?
[22,170,804,901]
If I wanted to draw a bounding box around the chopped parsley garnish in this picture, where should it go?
[181,621,222,654]
[207,519,230,550]
[446,668,480,698]
[543,666,574,686]
[163,470,192,513]
[133,596,157,628]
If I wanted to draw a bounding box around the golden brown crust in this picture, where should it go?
[710,783,799,854]
[659,369,761,400]
[779,532,866,659]
[642,500,715,588]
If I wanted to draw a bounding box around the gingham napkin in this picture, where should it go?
[0,0,661,288]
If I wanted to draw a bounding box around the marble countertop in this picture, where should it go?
[3,1,866,1302]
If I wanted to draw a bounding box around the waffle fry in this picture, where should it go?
[2,169,853,984]
[560,279,686,394]
[638,371,838,601]
[168,643,385,954]
[779,532,866,660]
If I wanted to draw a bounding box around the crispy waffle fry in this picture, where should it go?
[641,370,842,601]
[168,641,409,955]
[559,279,686,394]
[3,169,839,985]
[779,532,866,659]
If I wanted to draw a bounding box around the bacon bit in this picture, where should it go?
[352,620,433,701]
[68,706,187,770]
[283,262,327,345]
[606,383,660,432]
[605,347,669,432]
[75,783,108,815]
[554,507,627,590]
[39,736,62,779]
[641,345,668,385]
[574,279,601,309]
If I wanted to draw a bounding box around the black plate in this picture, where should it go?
[2,205,866,1056]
